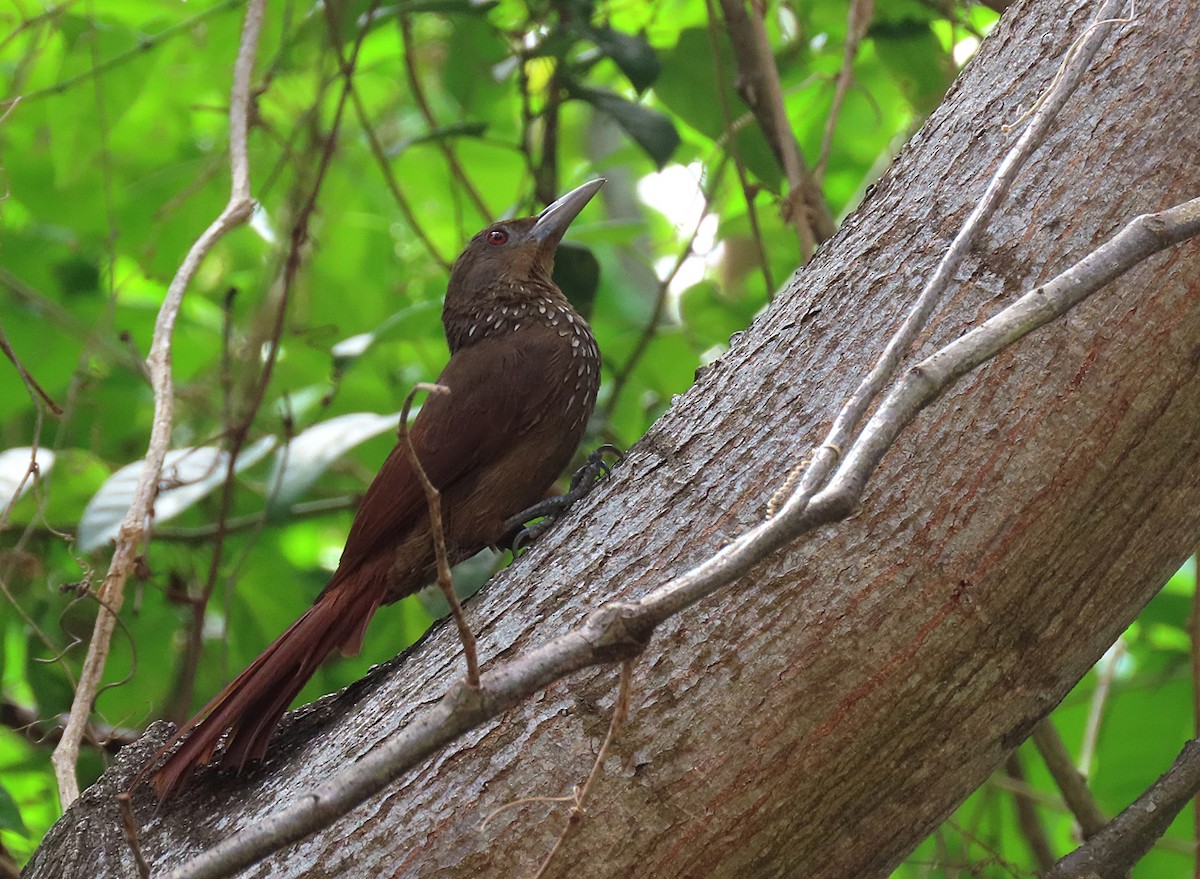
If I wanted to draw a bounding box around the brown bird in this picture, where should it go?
[150,179,605,798]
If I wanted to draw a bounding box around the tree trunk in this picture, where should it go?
[24,0,1200,875]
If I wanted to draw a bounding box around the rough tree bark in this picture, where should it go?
[24,0,1200,876]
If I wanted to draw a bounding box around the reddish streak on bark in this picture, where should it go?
[651,583,973,875]
[810,589,967,744]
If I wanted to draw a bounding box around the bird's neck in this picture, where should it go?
[442,275,585,354]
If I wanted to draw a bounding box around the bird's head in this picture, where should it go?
[446,178,605,300]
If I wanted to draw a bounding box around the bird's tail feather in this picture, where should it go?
[147,570,387,799]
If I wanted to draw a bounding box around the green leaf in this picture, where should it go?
[552,242,601,320]
[585,25,661,93]
[568,85,679,169]
[870,21,954,116]
[0,782,29,836]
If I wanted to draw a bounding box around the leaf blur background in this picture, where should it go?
[1,0,1193,875]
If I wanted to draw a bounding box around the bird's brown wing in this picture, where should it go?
[333,332,565,581]
[149,335,568,797]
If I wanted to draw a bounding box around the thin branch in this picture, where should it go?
[1079,637,1124,774]
[1032,720,1107,838]
[0,699,136,755]
[703,0,775,298]
[12,0,245,103]
[533,660,634,879]
[716,0,835,255]
[398,14,491,220]
[161,497,359,541]
[1005,752,1057,871]
[1044,739,1200,879]
[604,159,728,420]
[399,383,480,687]
[815,0,875,182]
[48,0,265,808]
[160,195,1200,879]
[346,83,450,269]
[0,323,62,415]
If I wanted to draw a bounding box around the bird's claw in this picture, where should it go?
[506,444,623,555]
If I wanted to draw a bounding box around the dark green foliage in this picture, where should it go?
[9,4,1194,878]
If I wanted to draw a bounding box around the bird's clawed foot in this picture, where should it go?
[504,444,623,554]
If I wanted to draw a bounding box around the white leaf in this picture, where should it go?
[0,447,55,511]
[78,437,276,552]
[266,412,401,516]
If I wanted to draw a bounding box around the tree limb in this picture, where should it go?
[1044,739,1200,879]
[158,189,1200,879]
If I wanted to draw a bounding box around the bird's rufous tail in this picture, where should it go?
[147,568,387,799]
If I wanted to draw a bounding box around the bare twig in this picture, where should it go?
[703,0,775,298]
[116,793,150,879]
[1079,637,1124,773]
[716,0,835,255]
[1005,752,1057,871]
[13,0,245,103]
[0,699,136,754]
[1032,720,1107,838]
[160,195,1200,879]
[0,323,62,415]
[49,0,265,808]
[604,160,728,420]
[398,15,491,221]
[815,0,875,182]
[399,383,480,687]
[346,84,450,269]
[1044,739,1200,879]
[533,660,634,879]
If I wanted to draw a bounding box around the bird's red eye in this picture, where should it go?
[486,229,509,246]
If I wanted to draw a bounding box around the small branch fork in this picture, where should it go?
[155,7,1200,879]
[50,0,267,809]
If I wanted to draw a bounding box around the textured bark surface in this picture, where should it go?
[25,0,1200,876]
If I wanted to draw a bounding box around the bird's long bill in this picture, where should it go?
[529,178,605,245]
